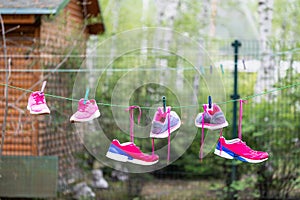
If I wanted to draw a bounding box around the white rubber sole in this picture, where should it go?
[240,157,268,163]
[195,121,228,130]
[214,149,269,163]
[214,149,234,159]
[150,120,181,139]
[70,109,100,123]
[27,105,50,115]
[106,151,159,166]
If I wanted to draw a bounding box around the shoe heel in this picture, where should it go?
[94,109,100,118]
[214,149,234,159]
[106,151,129,162]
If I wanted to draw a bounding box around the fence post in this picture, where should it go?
[230,40,241,199]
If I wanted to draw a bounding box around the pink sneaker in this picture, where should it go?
[214,136,269,163]
[27,91,50,114]
[70,98,100,122]
[106,139,159,165]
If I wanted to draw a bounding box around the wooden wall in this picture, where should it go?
[0,22,41,156]
[1,0,91,188]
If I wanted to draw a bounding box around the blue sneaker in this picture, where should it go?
[150,106,181,138]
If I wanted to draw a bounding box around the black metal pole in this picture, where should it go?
[230,40,241,198]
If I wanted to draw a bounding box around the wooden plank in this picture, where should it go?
[67,0,84,13]
[4,137,31,144]
[2,144,32,151]
[1,132,32,137]
[3,15,36,24]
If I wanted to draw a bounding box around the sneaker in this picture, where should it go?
[27,91,50,114]
[214,136,269,163]
[106,139,159,165]
[195,104,228,130]
[150,106,181,138]
[70,98,100,122]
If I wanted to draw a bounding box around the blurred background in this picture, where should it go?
[0,0,299,199]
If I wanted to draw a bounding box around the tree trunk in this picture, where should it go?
[154,0,180,85]
[254,0,275,102]
[192,0,210,105]
[108,0,121,77]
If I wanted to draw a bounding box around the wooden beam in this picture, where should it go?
[3,14,36,24]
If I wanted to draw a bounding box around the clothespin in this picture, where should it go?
[220,64,224,74]
[41,81,47,93]
[162,96,166,113]
[200,66,205,75]
[210,65,213,74]
[208,96,212,109]
[84,87,89,104]
[242,59,246,70]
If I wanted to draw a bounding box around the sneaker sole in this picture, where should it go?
[195,121,228,130]
[150,119,181,138]
[106,151,159,166]
[27,105,50,115]
[214,149,234,159]
[214,147,268,163]
[70,110,100,123]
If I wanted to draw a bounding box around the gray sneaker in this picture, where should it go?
[195,104,228,130]
[150,106,181,138]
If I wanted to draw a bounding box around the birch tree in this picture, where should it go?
[108,0,121,77]
[153,0,180,85]
[254,0,275,102]
[192,0,210,105]
[140,0,149,53]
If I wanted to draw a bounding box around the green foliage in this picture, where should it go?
[92,1,300,199]
[229,67,300,199]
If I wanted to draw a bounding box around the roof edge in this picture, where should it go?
[0,8,57,15]
[0,0,70,15]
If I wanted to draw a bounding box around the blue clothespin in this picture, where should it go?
[220,64,224,74]
[210,65,213,74]
[162,96,166,113]
[208,96,212,109]
[242,59,246,70]
[84,88,89,104]
[200,66,205,75]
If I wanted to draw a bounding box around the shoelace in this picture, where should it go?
[33,92,45,105]
[126,105,142,143]
[238,99,247,140]
[200,104,225,161]
[151,107,171,163]
[200,104,208,161]
[218,99,246,156]
[167,109,171,163]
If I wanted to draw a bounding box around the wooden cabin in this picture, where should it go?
[0,0,104,197]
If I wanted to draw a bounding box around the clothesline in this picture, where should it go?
[0,66,244,73]
[0,47,299,58]
[0,67,199,73]
[1,81,299,109]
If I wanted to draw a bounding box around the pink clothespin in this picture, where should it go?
[41,81,47,93]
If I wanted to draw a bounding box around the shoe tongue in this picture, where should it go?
[207,110,214,115]
[78,99,89,110]
[33,92,44,103]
